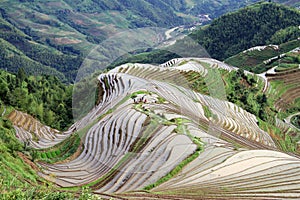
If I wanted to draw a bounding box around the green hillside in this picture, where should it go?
[2,57,299,199]
[225,39,300,73]
[188,0,300,18]
[0,38,65,80]
[0,117,76,199]
[0,13,83,82]
[190,2,300,60]
[111,2,300,69]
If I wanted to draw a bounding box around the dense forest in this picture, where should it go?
[0,69,73,130]
[190,2,300,60]
[189,0,260,18]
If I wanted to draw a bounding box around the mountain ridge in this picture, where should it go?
[0,1,299,81]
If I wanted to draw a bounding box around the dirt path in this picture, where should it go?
[165,27,178,40]
[258,66,278,93]
[18,152,40,171]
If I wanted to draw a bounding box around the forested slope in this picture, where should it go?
[0,69,73,130]
[190,2,300,60]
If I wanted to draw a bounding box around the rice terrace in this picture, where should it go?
[0,0,300,199]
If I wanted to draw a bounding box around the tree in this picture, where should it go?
[236,68,245,78]
[257,94,267,105]
[13,87,28,109]
[36,103,44,120]
[0,78,9,102]
[17,68,27,83]
[43,109,54,125]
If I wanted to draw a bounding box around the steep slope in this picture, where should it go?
[224,39,300,115]
[153,150,300,199]
[189,0,300,18]
[0,70,73,131]
[0,38,65,80]
[266,63,300,112]
[0,13,83,81]
[1,1,300,199]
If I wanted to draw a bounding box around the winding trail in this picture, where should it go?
[258,66,278,93]
[165,27,178,40]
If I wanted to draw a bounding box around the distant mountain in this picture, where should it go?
[107,2,300,70]
[0,0,297,81]
[2,0,188,81]
[189,0,300,18]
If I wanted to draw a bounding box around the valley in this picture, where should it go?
[0,0,299,82]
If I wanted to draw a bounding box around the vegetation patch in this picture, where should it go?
[33,133,81,163]
[202,105,212,119]
[0,116,86,199]
[0,69,73,131]
[89,152,134,189]
[183,71,209,95]
[226,39,300,73]
[143,125,203,191]
[291,115,300,129]
[258,118,297,152]
[135,104,204,190]
[190,2,300,60]
[143,148,202,191]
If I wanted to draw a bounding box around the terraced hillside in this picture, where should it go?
[225,39,300,73]
[260,47,300,113]
[10,58,300,199]
[267,67,300,111]
[153,150,300,199]
[8,110,72,149]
